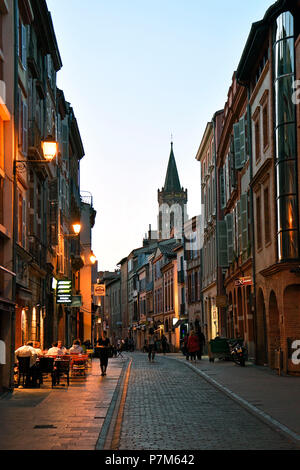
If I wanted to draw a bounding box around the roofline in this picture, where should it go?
[236,0,293,83]
[195,122,213,162]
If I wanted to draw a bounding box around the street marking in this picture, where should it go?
[110,359,132,450]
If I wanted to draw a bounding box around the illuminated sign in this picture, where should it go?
[94,284,106,296]
[56,280,72,304]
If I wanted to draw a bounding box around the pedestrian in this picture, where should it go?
[183,333,189,360]
[161,334,168,355]
[33,341,43,357]
[148,328,157,362]
[187,330,200,362]
[196,327,206,360]
[96,331,111,376]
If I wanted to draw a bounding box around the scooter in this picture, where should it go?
[228,339,247,367]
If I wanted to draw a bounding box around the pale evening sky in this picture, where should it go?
[46,0,273,271]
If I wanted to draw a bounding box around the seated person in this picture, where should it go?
[33,341,43,356]
[15,341,38,386]
[69,340,83,354]
[46,342,63,356]
[15,341,38,367]
[57,340,67,354]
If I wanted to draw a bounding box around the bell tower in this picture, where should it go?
[158,141,188,240]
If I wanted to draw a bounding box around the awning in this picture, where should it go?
[173,319,188,329]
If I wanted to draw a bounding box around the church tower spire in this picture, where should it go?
[158,141,188,241]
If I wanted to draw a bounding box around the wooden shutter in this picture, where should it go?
[241,193,248,253]
[22,199,26,247]
[225,213,233,264]
[239,116,246,167]
[237,200,242,255]
[229,136,236,191]
[220,168,225,209]
[225,157,230,203]
[218,220,228,267]
[22,24,27,69]
[62,122,69,160]
[233,122,242,170]
[22,101,28,154]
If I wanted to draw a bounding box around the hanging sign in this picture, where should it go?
[56,280,72,304]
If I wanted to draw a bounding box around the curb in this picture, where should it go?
[171,356,300,448]
[95,357,131,450]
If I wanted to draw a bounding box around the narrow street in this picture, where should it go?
[0,353,299,451]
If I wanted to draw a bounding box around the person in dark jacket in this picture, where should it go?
[161,334,168,355]
[187,330,200,362]
[96,331,111,376]
[196,327,206,360]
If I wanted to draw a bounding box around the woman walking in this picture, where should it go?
[187,330,200,362]
[148,329,157,362]
[96,331,111,376]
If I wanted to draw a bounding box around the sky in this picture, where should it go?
[46,0,274,271]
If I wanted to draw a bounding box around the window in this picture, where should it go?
[18,18,27,69]
[255,118,260,162]
[256,196,262,249]
[264,187,271,244]
[262,104,269,150]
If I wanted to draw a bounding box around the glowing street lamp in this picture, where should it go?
[41,135,58,161]
[90,252,97,264]
[72,223,81,235]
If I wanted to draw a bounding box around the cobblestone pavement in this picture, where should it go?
[118,353,299,450]
[0,357,125,450]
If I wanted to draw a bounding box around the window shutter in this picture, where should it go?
[241,193,248,253]
[225,213,233,264]
[62,122,69,160]
[237,200,242,255]
[22,24,27,69]
[220,168,225,209]
[239,116,246,167]
[225,157,230,203]
[233,122,242,170]
[22,199,26,247]
[22,101,28,154]
[229,137,236,191]
[217,220,228,267]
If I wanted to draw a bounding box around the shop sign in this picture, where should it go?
[235,277,253,287]
[94,284,106,296]
[0,340,5,364]
[56,280,72,304]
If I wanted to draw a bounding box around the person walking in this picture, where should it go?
[187,330,200,362]
[96,331,111,376]
[183,333,189,360]
[196,327,206,360]
[148,329,157,362]
[161,334,168,355]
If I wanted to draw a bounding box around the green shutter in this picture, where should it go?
[62,122,69,160]
[220,168,225,209]
[229,136,236,190]
[233,122,242,170]
[241,193,248,253]
[218,220,228,267]
[237,200,242,255]
[225,213,233,263]
[239,116,246,167]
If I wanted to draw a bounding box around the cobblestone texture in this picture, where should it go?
[118,353,299,450]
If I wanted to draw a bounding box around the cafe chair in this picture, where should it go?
[17,356,31,387]
[54,359,70,386]
[38,357,55,388]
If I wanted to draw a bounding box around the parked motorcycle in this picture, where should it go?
[228,339,247,367]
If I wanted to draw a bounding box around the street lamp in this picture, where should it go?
[90,252,97,264]
[72,223,82,236]
[41,136,59,161]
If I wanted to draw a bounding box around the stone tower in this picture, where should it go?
[158,142,188,240]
